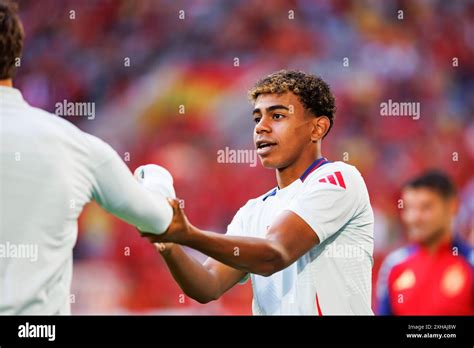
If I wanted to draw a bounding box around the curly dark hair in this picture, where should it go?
[248,70,336,137]
[0,0,23,79]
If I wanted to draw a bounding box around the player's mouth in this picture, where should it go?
[256,140,277,155]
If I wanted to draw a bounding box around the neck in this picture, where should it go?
[0,79,13,87]
[276,145,322,188]
[421,228,452,254]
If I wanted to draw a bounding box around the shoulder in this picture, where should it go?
[239,187,277,212]
[377,245,418,294]
[381,245,418,277]
[28,105,117,166]
[26,105,97,147]
[226,188,276,236]
[300,161,369,204]
[28,104,84,133]
[453,237,474,268]
[304,161,365,188]
[231,187,278,223]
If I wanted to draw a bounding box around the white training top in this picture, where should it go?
[0,86,172,314]
[226,158,374,315]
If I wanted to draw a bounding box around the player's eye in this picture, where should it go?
[253,116,261,124]
[273,113,284,120]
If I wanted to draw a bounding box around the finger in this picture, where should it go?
[154,243,166,252]
[167,197,182,215]
[167,197,178,208]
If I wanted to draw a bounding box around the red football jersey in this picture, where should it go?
[384,240,473,315]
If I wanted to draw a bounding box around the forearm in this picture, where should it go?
[183,226,286,276]
[92,153,172,234]
[160,244,220,303]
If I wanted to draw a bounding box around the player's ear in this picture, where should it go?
[311,115,330,142]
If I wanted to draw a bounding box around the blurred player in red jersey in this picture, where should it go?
[377,171,474,315]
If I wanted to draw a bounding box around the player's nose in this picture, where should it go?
[255,115,271,134]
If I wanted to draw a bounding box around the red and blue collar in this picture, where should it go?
[262,157,330,201]
[300,157,330,182]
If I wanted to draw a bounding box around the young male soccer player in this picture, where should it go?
[377,171,473,315]
[0,1,173,314]
[142,70,375,315]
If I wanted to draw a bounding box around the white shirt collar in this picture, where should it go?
[0,86,25,105]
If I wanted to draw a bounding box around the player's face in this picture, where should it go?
[401,188,455,245]
[253,92,314,169]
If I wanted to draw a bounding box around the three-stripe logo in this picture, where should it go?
[318,171,346,189]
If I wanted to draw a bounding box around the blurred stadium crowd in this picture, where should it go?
[14,0,474,314]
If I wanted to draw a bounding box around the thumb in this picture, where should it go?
[168,198,186,220]
[167,197,180,211]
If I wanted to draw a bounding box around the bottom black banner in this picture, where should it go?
[0,315,472,346]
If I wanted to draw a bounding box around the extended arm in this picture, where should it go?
[144,199,320,276]
[89,138,172,234]
[156,243,247,303]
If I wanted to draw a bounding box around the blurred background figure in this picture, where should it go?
[9,0,474,314]
[377,171,473,315]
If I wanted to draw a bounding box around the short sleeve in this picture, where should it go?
[287,170,359,243]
